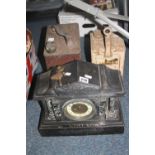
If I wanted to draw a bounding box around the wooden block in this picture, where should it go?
[90,27,126,76]
[44,23,81,69]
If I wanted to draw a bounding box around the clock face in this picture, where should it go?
[63,99,96,121]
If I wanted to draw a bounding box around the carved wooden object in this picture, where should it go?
[90,27,126,76]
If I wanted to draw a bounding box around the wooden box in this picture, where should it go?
[43,23,81,69]
[90,27,126,76]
